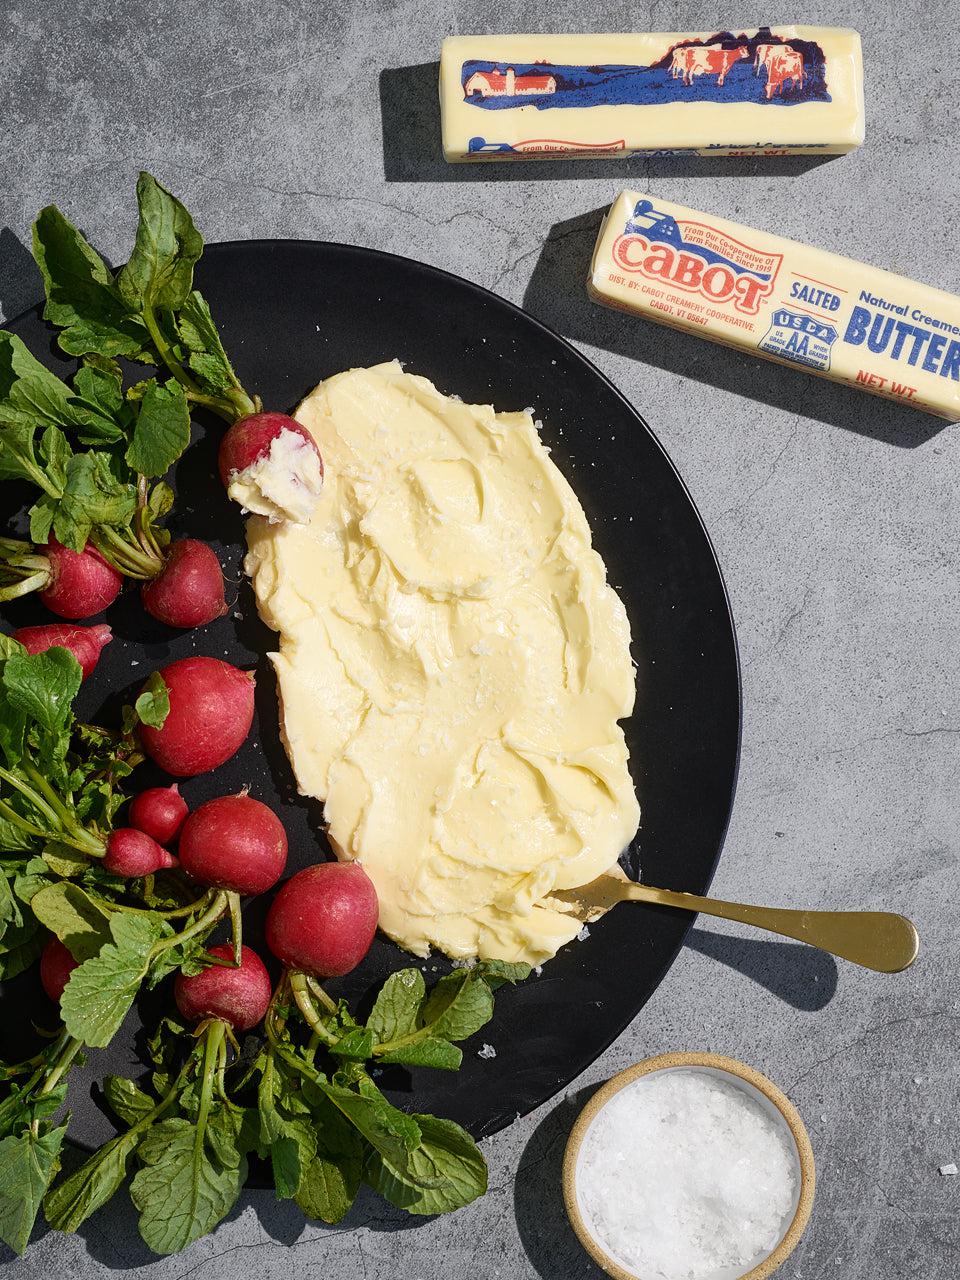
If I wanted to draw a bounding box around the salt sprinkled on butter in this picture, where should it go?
[577,1070,797,1280]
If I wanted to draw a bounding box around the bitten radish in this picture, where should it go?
[39,537,122,619]
[217,413,320,486]
[178,794,287,895]
[40,936,79,1003]
[266,862,378,977]
[12,623,112,680]
[128,785,189,845]
[218,412,323,524]
[174,944,272,1031]
[103,828,176,877]
[140,539,228,629]
[137,657,255,777]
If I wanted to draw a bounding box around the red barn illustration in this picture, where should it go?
[464,67,557,98]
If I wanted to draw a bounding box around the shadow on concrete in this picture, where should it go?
[685,926,838,1011]
[0,227,44,322]
[521,209,949,449]
[514,1085,607,1280]
[379,64,835,184]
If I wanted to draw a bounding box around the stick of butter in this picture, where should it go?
[439,28,864,161]
[589,192,960,421]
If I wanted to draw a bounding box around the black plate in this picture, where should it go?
[0,241,740,1154]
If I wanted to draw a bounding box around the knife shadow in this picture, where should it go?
[685,926,838,1011]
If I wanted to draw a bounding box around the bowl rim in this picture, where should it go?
[561,1051,816,1280]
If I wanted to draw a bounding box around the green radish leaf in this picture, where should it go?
[32,205,148,358]
[364,1114,487,1216]
[0,815,31,853]
[317,1079,421,1167]
[28,494,57,546]
[41,843,90,877]
[366,967,425,1044]
[377,1037,463,1072]
[133,670,169,730]
[0,874,20,930]
[0,1123,67,1254]
[60,913,164,1047]
[102,1075,155,1127]
[0,424,43,485]
[118,173,204,312]
[125,378,190,478]
[177,291,242,395]
[130,1115,245,1255]
[43,1128,140,1233]
[328,1027,374,1062]
[38,425,72,488]
[420,971,494,1043]
[294,1093,363,1223]
[0,330,76,427]
[68,358,130,445]
[2,648,82,739]
[146,480,174,523]
[52,451,137,551]
[30,882,110,961]
[0,929,43,980]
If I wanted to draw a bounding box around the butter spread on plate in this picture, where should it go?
[244,362,639,965]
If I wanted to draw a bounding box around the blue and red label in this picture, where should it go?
[610,199,782,316]
[761,309,837,370]
[461,29,830,115]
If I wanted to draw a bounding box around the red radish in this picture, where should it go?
[39,537,122,619]
[266,862,379,978]
[40,936,79,1003]
[178,794,287,896]
[174,943,272,1031]
[138,657,255,777]
[12,622,112,680]
[103,827,176,877]
[217,413,321,488]
[141,539,228,629]
[128,785,189,845]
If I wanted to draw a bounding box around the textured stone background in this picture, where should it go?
[1,2,958,1277]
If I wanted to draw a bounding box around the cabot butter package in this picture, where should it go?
[589,192,960,421]
[440,28,864,160]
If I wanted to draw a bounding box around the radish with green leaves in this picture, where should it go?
[12,622,111,679]
[37,538,123,618]
[137,657,255,776]
[140,539,228,628]
[102,828,177,878]
[178,794,287,896]
[174,943,272,1031]
[128,784,188,845]
[266,862,378,978]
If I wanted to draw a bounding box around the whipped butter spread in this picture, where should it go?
[244,362,639,964]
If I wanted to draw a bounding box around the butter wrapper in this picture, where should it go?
[440,28,864,161]
[589,192,960,421]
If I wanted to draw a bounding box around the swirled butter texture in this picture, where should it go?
[244,363,639,964]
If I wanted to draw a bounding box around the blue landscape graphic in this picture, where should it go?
[461,31,830,109]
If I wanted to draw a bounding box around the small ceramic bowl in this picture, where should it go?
[562,1052,816,1280]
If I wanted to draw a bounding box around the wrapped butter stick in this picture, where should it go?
[589,192,960,422]
[440,28,864,161]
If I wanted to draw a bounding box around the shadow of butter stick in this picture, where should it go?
[522,208,948,449]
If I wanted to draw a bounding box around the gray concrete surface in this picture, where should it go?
[1,1,958,1276]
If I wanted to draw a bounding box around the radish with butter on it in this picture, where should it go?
[220,412,323,524]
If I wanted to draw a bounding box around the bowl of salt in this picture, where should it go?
[562,1052,815,1280]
